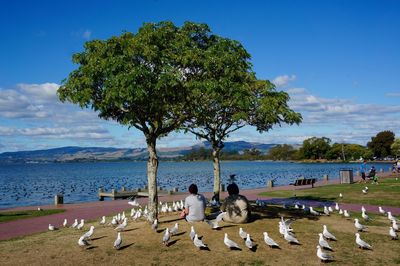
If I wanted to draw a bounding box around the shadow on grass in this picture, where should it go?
[251,205,320,222]
[119,243,134,250]
[92,236,107,241]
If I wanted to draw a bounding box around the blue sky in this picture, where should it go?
[0,0,399,152]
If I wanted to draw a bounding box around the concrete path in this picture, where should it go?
[1,171,399,241]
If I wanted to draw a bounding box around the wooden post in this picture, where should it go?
[111,188,116,200]
[98,188,104,201]
[54,194,63,205]
[267,180,274,188]
[323,174,329,183]
[121,186,126,192]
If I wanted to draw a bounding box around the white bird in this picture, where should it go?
[77,219,85,230]
[78,235,90,247]
[245,234,253,249]
[339,193,343,198]
[318,233,333,250]
[355,233,372,249]
[193,234,207,249]
[71,219,78,228]
[151,219,158,231]
[99,216,106,225]
[389,227,398,240]
[37,207,42,211]
[309,207,320,216]
[335,202,339,211]
[361,206,366,213]
[169,223,179,235]
[354,218,367,231]
[114,232,122,249]
[205,212,225,229]
[48,224,56,231]
[224,233,240,249]
[322,225,337,241]
[284,228,300,244]
[82,225,95,240]
[323,206,330,216]
[378,206,386,215]
[294,204,299,209]
[344,210,350,218]
[388,211,398,222]
[392,220,399,231]
[189,226,196,241]
[239,228,247,239]
[365,186,369,191]
[339,209,343,215]
[316,245,334,262]
[328,206,333,213]
[62,219,67,227]
[362,188,368,194]
[163,228,170,246]
[115,218,127,231]
[361,210,370,221]
[128,198,140,207]
[263,232,279,248]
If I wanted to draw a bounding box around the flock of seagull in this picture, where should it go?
[45,188,399,263]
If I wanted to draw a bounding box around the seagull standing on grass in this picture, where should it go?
[324,206,330,216]
[245,234,254,249]
[63,219,68,227]
[388,211,398,222]
[99,216,106,225]
[284,227,300,244]
[239,228,248,239]
[335,202,340,211]
[163,228,170,246]
[169,223,179,235]
[390,227,398,240]
[151,219,158,231]
[355,218,367,231]
[318,233,333,250]
[189,226,196,241]
[322,225,337,241]
[78,236,90,248]
[361,210,370,221]
[263,232,279,248]
[379,206,386,215]
[224,233,240,250]
[392,220,399,231]
[355,233,372,249]
[115,218,127,231]
[344,210,350,218]
[193,234,207,249]
[71,219,78,228]
[48,224,56,231]
[316,245,334,262]
[339,193,343,199]
[310,207,320,216]
[77,219,85,230]
[114,232,122,249]
[82,226,95,240]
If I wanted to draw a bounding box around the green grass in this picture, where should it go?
[259,176,400,207]
[0,209,65,223]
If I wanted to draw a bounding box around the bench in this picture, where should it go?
[290,178,316,188]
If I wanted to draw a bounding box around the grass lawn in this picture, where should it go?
[259,176,400,207]
[0,204,399,266]
[0,209,65,223]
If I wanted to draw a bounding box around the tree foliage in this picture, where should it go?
[391,138,400,158]
[266,144,296,160]
[299,137,331,160]
[367,131,395,158]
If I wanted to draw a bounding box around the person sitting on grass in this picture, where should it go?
[367,166,376,180]
[220,183,251,224]
[180,184,206,222]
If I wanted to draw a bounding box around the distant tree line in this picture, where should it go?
[181,130,399,162]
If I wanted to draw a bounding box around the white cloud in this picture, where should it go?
[386,92,400,97]
[273,74,296,88]
[82,30,92,40]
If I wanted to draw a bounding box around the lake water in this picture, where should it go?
[0,161,392,209]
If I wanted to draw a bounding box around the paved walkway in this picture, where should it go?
[1,171,399,241]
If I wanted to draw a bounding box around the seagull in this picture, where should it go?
[355,233,372,249]
[390,227,398,240]
[189,226,196,241]
[193,234,207,249]
[388,212,398,222]
[114,232,122,249]
[78,235,90,248]
[151,219,158,231]
[365,186,369,192]
[115,218,127,231]
[318,233,333,250]
[344,210,350,218]
[71,219,78,228]
[37,207,42,211]
[355,218,367,232]
[284,228,300,244]
[339,193,343,199]
[128,198,140,207]
[361,210,370,221]
[245,234,254,250]
[239,228,248,239]
[77,219,85,230]
[362,188,368,194]
[82,225,95,240]
[328,206,333,213]
[205,212,225,229]
[63,219,67,227]
[322,225,337,241]
[339,209,343,215]
[392,220,399,231]
[224,233,240,250]
[169,223,179,235]
[361,206,366,213]
[48,224,56,231]
[99,216,106,225]
[378,206,386,215]
[163,228,170,246]
[323,206,330,216]
[335,203,340,211]
[316,245,334,262]
[263,232,279,248]
[309,207,320,216]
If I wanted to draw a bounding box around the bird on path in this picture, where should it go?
[263,232,279,248]
[316,245,334,262]
[114,232,122,249]
[318,233,333,251]
[224,233,240,250]
[322,225,337,241]
[389,227,398,240]
[355,233,372,249]
[193,234,207,249]
[354,218,367,232]
[163,228,170,246]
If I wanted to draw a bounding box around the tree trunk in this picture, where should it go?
[146,137,158,222]
[212,147,221,202]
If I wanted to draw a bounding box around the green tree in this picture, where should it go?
[391,138,400,158]
[367,131,395,158]
[184,35,302,201]
[267,144,295,160]
[326,143,367,161]
[58,21,211,221]
[300,137,331,160]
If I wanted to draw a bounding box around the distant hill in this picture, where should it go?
[0,141,280,163]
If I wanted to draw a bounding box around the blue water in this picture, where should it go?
[0,161,392,209]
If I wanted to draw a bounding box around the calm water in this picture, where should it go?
[0,161,392,209]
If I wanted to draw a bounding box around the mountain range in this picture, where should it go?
[0,141,278,163]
